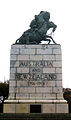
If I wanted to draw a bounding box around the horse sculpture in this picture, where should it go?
[15,11,57,44]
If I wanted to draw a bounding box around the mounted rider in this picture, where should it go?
[15,11,57,44]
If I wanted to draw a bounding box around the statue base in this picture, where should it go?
[3,44,68,113]
[4,100,68,113]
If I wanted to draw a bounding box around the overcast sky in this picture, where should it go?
[0,0,71,88]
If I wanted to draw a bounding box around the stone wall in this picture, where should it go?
[9,44,63,100]
[4,44,68,113]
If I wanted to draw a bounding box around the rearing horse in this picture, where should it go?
[15,11,57,44]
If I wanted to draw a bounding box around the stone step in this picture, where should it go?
[0,113,71,120]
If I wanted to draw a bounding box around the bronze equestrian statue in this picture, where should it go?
[15,11,57,44]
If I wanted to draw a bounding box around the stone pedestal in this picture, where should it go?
[3,44,68,113]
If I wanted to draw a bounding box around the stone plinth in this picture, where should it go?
[3,44,68,113]
[4,100,68,113]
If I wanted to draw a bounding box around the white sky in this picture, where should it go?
[0,0,71,88]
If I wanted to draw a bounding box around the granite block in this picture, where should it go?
[29,94,42,100]
[18,55,29,60]
[10,68,16,73]
[36,87,52,93]
[56,104,68,113]
[53,87,63,93]
[16,104,29,113]
[43,55,55,60]
[56,68,62,73]
[43,68,55,73]
[20,48,35,54]
[3,104,16,113]
[9,81,16,87]
[10,74,15,80]
[37,49,52,54]
[53,61,62,67]
[17,68,29,73]
[10,55,17,60]
[11,48,19,54]
[55,55,62,60]
[55,81,62,87]
[53,49,61,54]
[44,81,55,87]
[30,55,42,60]
[42,104,55,113]
[43,94,56,100]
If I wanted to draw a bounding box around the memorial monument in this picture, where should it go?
[4,11,68,113]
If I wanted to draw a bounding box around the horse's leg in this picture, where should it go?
[46,35,57,44]
[43,37,51,44]
[48,39,51,44]
[26,37,29,44]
